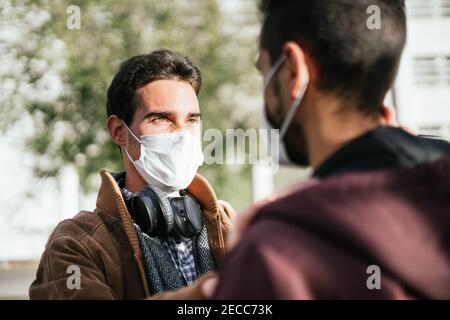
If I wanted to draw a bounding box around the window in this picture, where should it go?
[413,55,450,87]
[407,0,450,19]
[445,56,450,84]
[419,124,450,140]
[442,0,450,17]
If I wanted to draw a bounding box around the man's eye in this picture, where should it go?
[188,117,200,123]
[151,116,169,123]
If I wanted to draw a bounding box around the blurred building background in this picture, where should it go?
[396,0,450,137]
[1,0,449,299]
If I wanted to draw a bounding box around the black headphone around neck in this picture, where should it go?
[126,185,204,242]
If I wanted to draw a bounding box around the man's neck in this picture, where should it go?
[124,166,146,193]
[304,96,386,170]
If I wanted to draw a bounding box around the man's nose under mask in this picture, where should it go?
[122,122,204,193]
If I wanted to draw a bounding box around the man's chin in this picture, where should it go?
[286,149,309,167]
[284,134,309,167]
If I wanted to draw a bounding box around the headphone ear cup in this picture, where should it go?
[148,186,174,234]
[129,186,174,237]
[170,195,203,242]
[129,194,158,236]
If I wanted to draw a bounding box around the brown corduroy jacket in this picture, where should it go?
[29,170,235,299]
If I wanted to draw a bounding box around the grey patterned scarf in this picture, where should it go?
[134,221,216,295]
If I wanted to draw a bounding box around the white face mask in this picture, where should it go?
[122,122,204,194]
[261,54,310,166]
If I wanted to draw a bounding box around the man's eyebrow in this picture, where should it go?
[188,112,202,118]
[143,111,173,119]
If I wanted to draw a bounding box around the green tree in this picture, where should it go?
[4,0,261,210]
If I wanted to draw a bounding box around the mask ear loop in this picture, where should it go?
[121,121,142,144]
[123,145,136,163]
[263,55,286,90]
[121,120,142,162]
[279,63,310,139]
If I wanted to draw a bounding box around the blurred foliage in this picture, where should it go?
[4,0,261,210]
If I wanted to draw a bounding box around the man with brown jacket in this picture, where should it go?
[29,50,234,299]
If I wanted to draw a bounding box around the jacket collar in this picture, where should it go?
[314,127,450,178]
[95,169,221,295]
[96,170,220,220]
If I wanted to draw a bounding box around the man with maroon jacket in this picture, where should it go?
[212,0,450,299]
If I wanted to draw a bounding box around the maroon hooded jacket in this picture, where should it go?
[214,127,450,299]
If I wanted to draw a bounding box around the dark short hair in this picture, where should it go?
[259,0,406,115]
[106,49,202,125]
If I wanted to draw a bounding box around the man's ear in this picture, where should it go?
[382,105,399,127]
[106,115,127,147]
[282,42,315,99]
